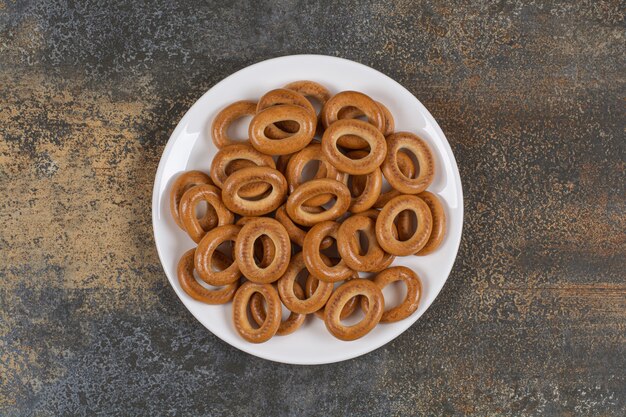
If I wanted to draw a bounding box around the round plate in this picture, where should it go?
[152,55,463,365]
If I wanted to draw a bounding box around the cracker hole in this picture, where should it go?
[357,230,369,256]
[225,159,255,175]
[399,147,420,178]
[247,295,262,329]
[382,280,408,312]
[277,120,300,128]
[195,200,208,219]
[348,175,366,198]
[394,210,417,242]
[379,178,394,193]
[253,235,274,267]
[280,301,291,321]
[321,195,338,210]
[215,241,234,262]
[301,160,321,183]
[239,185,273,201]
[226,115,253,143]
[295,268,309,288]
[340,296,365,326]
[255,297,291,322]
[320,238,340,260]
[309,98,323,114]
[348,150,368,160]
[192,269,225,291]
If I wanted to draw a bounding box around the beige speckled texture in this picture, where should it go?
[1,0,625,415]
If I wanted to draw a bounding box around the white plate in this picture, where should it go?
[152,55,463,365]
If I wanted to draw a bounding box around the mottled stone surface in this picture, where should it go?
[1,0,624,415]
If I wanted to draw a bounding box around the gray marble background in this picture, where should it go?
[1,1,624,415]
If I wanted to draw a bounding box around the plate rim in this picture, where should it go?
[151,54,464,365]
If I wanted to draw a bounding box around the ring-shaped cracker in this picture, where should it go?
[321,119,386,175]
[277,252,333,314]
[372,151,415,209]
[337,215,386,272]
[221,167,287,216]
[286,143,347,206]
[177,248,238,304]
[358,209,396,272]
[194,224,241,285]
[375,195,432,256]
[249,104,316,155]
[337,100,394,147]
[322,91,385,132]
[250,282,306,336]
[382,132,435,194]
[302,221,354,282]
[285,178,350,226]
[179,184,234,243]
[415,191,446,255]
[345,150,382,213]
[210,144,275,198]
[307,272,359,320]
[257,88,316,138]
[235,216,276,267]
[170,171,214,230]
[211,100,257,148]
[362,266,422,323]
[234,218,291,284]
[232,282,282,343]
[324,279,384,341]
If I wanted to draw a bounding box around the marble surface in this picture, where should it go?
[1,1,624,415]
